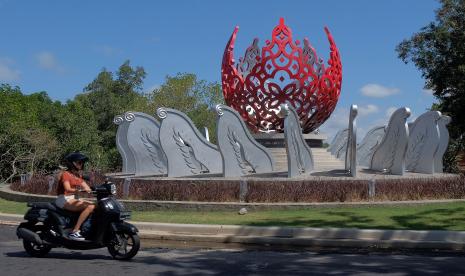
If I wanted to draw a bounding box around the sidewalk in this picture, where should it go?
[2,212,465,250]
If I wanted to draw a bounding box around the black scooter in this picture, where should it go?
[16,181,140,260]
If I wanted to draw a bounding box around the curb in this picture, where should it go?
[3,184,465,212]
[2,213,465,250]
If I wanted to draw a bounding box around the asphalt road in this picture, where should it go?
[1,225,465,276]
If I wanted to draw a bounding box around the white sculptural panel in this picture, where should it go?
[405,111,441,174]
[370,107,411,175]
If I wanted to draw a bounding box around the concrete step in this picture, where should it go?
[274,160,343,165]
[271,153,333,157]
[268,147,344,171]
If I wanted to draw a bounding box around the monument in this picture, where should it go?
[221,18,342,148]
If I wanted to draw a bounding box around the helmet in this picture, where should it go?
[64,152,89,164]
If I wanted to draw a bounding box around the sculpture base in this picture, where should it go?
[253,132,327,148]
[100,172,464,210]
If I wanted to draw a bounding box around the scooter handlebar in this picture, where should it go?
[76,188,94,195]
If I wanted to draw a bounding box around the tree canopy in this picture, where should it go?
[396,0,465,172]
[0,61,223,183]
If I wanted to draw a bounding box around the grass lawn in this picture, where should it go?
[1,197,465,231]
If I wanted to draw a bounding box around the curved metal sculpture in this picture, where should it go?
[345,105,358,177]
[121,112,167,176]
[156,107,222,177]
[216,105,275,177]
[114,114,136,175]
[335,130,350,160]
[356,126,386,167]
[278,104,314,177]
[222,18,342,133]
[434,115,451,173]
[405,111,441,174]
[329,129,348,156]
[370,107,411,175]
[327,129,343,153]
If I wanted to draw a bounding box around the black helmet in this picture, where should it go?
[64,152,89,164]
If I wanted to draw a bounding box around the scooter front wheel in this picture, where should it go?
[107,231,140,260]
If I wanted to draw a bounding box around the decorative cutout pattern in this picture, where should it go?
[140,128,166,173]
[221,18,342,133]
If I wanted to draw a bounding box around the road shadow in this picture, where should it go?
[125,248,465,276]
[3,240,465,275]
[5,250,112,260]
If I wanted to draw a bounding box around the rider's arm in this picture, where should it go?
[62,180,77,194]
[80,181,92,193]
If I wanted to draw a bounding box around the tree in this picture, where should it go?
[0,85,61,182]
[396,0,465,172]
[41,100,102,169]
[147,73,224,142]
[0,67,224,177]
[75,60,147,169]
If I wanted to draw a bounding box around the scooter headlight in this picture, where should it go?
[110,184,116,195]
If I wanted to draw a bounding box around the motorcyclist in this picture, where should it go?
[55,152,95,241]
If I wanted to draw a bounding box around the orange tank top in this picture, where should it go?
[57,171,84,196]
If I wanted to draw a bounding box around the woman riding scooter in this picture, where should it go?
[55,152,95,241]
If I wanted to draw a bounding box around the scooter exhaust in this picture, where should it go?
[17,227,43,245]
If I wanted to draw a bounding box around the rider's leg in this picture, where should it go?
[73,204,95,232]
[64,200,95,232]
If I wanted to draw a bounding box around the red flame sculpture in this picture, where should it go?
[221,18,342,133]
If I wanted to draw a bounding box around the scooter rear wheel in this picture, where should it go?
[23,227,52,257]
[107,231,140,260]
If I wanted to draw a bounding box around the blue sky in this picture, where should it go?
[0,0,439,140]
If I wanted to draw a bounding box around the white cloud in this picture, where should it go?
[95,45,122,57]
[0,58,20,81]
[357,104,379,117]
[360,83,400,98]
[36,51,65,73]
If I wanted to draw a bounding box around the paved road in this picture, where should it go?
[1,225,465,275]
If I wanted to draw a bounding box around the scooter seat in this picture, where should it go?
[27,202,77,217]
[27,202,56,210]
